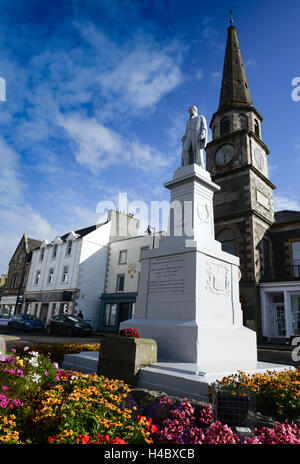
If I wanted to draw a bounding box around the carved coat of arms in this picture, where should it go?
[205,260,231,296]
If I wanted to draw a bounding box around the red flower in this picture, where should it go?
[47,435,56,443]
[110,437,127,444]
[119,327,140,338]
[76,434,90,444]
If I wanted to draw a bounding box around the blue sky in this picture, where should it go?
[0,0,300,274]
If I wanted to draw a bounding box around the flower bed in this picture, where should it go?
[209,367,300,417]
[14,343,100,365]
[0,347,299,444]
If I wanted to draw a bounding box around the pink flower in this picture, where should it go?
[0,400,8,408]
[1,386,9,391]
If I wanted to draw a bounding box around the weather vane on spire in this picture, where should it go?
[229,6,234,25]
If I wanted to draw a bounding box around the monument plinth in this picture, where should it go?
[121,163,256,368]
[119,108,292,400]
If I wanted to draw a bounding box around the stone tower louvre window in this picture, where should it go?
[254,119,260,138]
[220,116,230,136]
[217,229,236,255]
[239,114,248,130]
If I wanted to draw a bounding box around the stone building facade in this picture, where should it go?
[0,234,42,318]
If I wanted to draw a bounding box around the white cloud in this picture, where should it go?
[76,23,183,111]
[274,195,300,211]
[58,114,169,173]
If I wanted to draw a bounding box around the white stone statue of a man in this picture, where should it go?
[181,106,208,168]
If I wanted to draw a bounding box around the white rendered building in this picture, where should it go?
[24,211,139,328]
[98,231,165,333]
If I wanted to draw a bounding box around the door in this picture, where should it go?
[118,302,130,328]
[269,303,286,338]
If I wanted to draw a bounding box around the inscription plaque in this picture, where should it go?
[148,255,186,295]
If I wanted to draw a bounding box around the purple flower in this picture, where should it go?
[44,370,49,376]
[14,399,21,407]
[0,400,8,408]
[1,386,9,391]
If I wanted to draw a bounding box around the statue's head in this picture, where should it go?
[188,106,198,116]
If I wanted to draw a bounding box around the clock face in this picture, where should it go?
[254,148,263,170]
[215,144,234,166]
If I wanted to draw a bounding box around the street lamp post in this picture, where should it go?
[146,225,156,249]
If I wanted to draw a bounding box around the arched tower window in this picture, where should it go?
[217,228,236,256]
[212,125,218,139]
[254,119,260,138]
[220,116,230,136]
[239,114,248,130]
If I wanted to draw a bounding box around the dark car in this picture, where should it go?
[45,314,93,336]
[8,314,44,331]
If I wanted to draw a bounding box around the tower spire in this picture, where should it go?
[229,7,234,26]
[218,22,252,111]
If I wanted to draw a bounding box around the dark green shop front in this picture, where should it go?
[98,292,137,333]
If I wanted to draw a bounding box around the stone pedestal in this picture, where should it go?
[97,335,157,385]
[120,164,256,366]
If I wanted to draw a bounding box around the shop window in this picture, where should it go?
[104,303,117,327]
[290,295,300,335]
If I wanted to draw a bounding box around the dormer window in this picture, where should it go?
[254,119,260,138]
[220,116,230,136]
[52,244,57,259]
[39,248,45,262]
[66,240,72,256]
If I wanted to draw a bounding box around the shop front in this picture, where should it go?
[0,296,19,320]
[260,282,300,341]
[98,292,137,333]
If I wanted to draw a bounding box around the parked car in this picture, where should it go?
[8,314,44,331]
[45,314,93,336]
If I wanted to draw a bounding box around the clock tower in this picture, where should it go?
[205,23,276,334]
